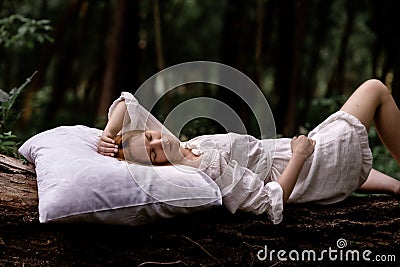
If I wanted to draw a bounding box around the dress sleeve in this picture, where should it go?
[108,92,175,137]
[202,151,284,224]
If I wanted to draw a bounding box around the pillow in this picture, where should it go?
[18,125,222,226]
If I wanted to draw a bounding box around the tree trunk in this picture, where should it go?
[218,0,256,135]
[152,0,172,117]
[0,155,37,215]
[285,0,308,136]
[153,0,165,71]
[254,0,264,89]
[373,0,400,106]
[22,0,84,125]
[97,0,140,119]
[327,1,356,96]
[274,0,295,136]
[298,1,333,126]
[0,154,399,265]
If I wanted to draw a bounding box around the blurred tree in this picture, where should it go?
[42,0,85,124]
[297,0,334,126]
[273,0,308,136]
[327,0,356,96]
[97,0,140,119]
[218,0,255,135]
[152,0,165,71]
[22,0,111,128]
[254,0,264,88]
[371,0,400,105]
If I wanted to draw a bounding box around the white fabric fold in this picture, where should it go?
[108,92,174,136]
[182,133,283,224]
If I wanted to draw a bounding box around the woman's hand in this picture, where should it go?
[290,135,316,160]
[278,135,316,204]
[98,100,127,157]
[98,131,118,157]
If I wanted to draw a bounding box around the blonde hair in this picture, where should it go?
[113,130,145,162]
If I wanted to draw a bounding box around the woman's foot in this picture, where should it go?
[358,168,400,195]
[394,184,400,195]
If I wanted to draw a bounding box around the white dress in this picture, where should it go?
[181,111,373,224]
[270,111,373,204]
[181,133,284,224]
[110,92,373,225]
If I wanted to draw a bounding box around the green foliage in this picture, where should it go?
[0,14,53,48]
[0,71,37,157]
[0,12,52,157]
[368,125,400,180]
[304,95,347,131]
[0,131,18,156]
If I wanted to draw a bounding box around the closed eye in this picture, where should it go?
[146,133,156,163]
[151,149,156,163]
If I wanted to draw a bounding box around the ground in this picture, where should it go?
[0,155,399,266]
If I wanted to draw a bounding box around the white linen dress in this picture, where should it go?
[111,92,373,225]
[181,111,373,224]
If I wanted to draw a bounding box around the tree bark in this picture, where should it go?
[0,155,38,225]
[274,0,295,136]
[97,0,140,119]
[284,0,308,136]
[152,0,165,71]
[0,155,36,201]
[254,0,264,89]
[327,1,356,96]
[219,0,256,136]
[1,154,399,265]
[298,1,333,127]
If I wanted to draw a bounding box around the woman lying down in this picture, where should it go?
[98,79,400,224]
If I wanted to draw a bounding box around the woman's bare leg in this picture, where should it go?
[340,79,400,194]
[358,168,400,194]
[340,79,400,163]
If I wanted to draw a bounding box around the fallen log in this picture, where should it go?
[0,154,37,222]
[0,154,399,266]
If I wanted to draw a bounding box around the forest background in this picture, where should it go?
[0,0,399,179]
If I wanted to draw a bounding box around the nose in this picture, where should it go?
[150,136,168,148]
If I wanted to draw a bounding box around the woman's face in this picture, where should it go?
[125,130,182,165]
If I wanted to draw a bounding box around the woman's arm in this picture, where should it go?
[278,135,315,204]
[98,100,127,157]
[103,100,127,137]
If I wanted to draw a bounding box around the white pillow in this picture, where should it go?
[18,125,222,226]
